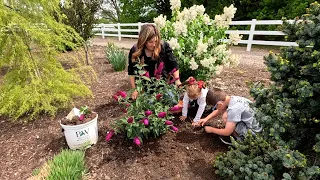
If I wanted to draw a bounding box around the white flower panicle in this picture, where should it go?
[223,4,237,20]
[154,15,167,29]
[207,37,214,45]
[176,5,206,22]
[215,65,224,75]
[167,38,180,50]
[229,31,243,45]
[195,41,208,56]
[229,54,240,67]
[192,5,205,16]
[200,56,216,68]
[170,0,181,11]
[189,58,199,70]
[214,4,237,28]
[173,21,187,36]
[203,14,211,25]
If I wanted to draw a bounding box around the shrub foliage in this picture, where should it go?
[215,2,320,179]
[0,1,92,120]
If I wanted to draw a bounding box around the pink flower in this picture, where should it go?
[143,71,150,78]
[118,91,127,98]
[127,117,134,123]
[143,118,149,126]
[170,126,178,132]
[79,114,85,121]
[165,120,173,125]
[145,110,152,116]
[154,62,164,79]
[169,77,179,85]
[170,105,180,111]
[105,130,115,141]
[158,112,167,118]
[156,94,163,100]
[133,136,142,146]
[113,95,118,101]
[122,109,128,113]
[126,103,130,107]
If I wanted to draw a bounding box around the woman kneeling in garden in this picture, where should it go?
[128,24,181,99]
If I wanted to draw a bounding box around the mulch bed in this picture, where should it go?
[0,45,270,180]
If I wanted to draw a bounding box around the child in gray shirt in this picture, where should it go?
[197,88,262,143]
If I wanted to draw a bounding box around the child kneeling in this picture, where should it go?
[198,88,262,144]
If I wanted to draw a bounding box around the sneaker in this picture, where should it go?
[219,136,233,145]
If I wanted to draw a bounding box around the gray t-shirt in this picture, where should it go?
[227,96,262,133]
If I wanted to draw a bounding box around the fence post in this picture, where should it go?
[101,24,105,39]
[247,19,256,51]
[117,23,121,41]
[138,22,141,34]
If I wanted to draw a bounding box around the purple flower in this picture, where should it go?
[145,110,152,116]
[156,94,163,100]
[113,95,118,102]
[105,130,115,141]
[133,136,142,146]
[170,105,180,111]
[118,91,127,98]
[158,112,167,118]
[143,118,149,126]
[127,117,134,123]
[154,62,164,79]
[170,126,178,132]
[165,120,173,125]
[143,71,150,78]
[79,114,85,121]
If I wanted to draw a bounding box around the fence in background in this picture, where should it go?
[93,19,298,51]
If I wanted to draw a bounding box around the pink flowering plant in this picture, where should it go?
[107,63,181,146]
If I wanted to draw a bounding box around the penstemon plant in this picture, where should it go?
[106,62,181,146]
[154,0,242,81]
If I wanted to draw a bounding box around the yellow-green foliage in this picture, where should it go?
[0,1,93,120]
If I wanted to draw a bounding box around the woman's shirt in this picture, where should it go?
[182,88,209,122]
[128,41,179,77]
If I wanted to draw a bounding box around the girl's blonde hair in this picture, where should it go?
[187,84,202,99]
[132,24,161,62]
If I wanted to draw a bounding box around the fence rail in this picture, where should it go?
[93,19,298,51]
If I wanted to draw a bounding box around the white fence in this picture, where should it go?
[93,19,298,51]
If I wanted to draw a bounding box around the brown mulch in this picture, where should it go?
[0,45,270,180]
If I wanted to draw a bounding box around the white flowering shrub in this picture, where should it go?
[154,0,242,81]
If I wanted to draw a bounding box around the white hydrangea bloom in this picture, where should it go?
[178,7,197,22]
[193,5,205,16]
[167,37,180,50]
[215,65,224,75]
[200,58,211,68]
[195,41,208,56]
[173,21,187,36]
[207,37,214,45]
[154,15,167,29]
[229,31,243,45]
[214,14,229,28]
[215,44,227,55]
[229,54,240,67]
[223,4,237,20]
[190,58,199,70]
[203,14,211,25]
[170,0,181,11]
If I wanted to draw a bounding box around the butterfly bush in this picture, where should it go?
[107,63,181,146]
[154,0,242,81]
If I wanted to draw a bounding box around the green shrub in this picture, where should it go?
[215,2,320,179]
[0,1,92,121]
[47,150,86,180]
[155,1,241,81]
[108,63,180,146]
[105,43,127,71]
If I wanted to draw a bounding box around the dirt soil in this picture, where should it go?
[0,45,271,180]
